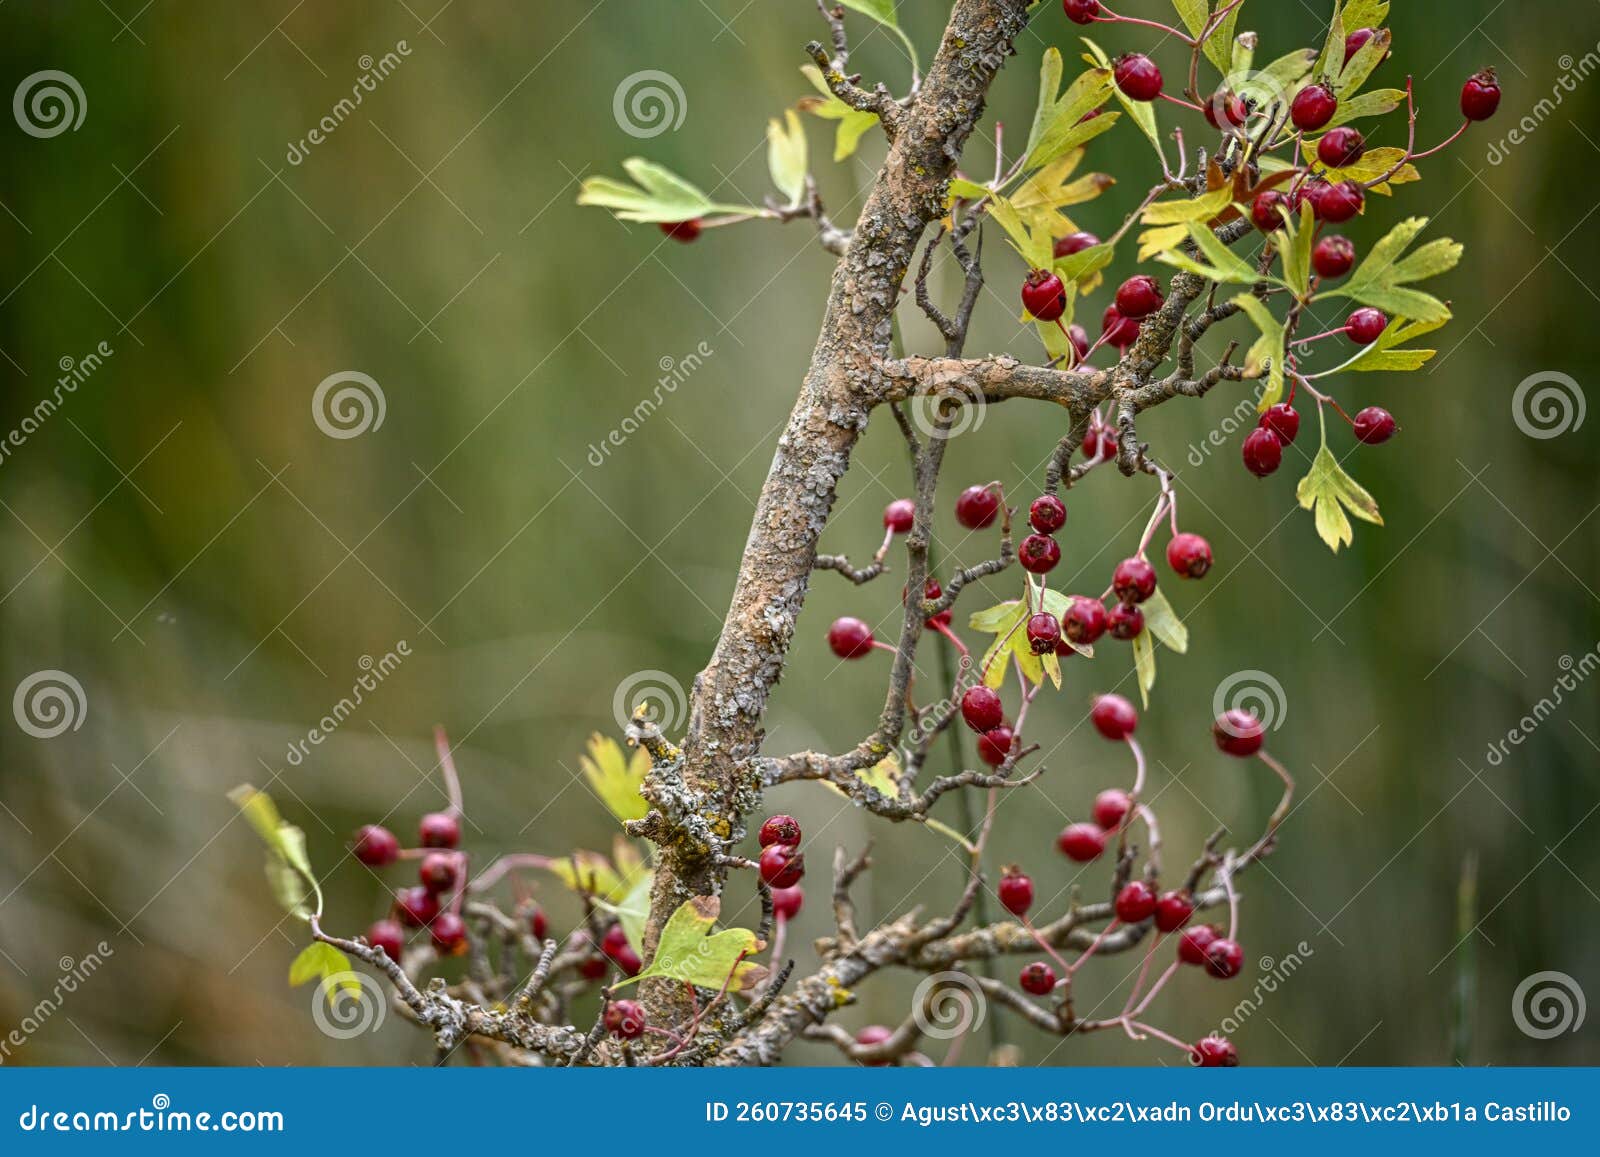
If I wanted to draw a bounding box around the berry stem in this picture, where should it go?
[1119,932,1164,1018]
[1021,915,1074,977]
[1363,78,1419,189]
[1095,5,1195,43]
[1409,117,1470,161]
[1158,92,1206,113]
[1244,749,1297,863]
[930,619,970,659]
[1067,917,1121,976]
[433,725,466,818]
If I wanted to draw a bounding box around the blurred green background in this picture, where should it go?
[0,1,1596,1067]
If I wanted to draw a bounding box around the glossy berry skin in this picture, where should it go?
[1063,596,1107,645]
[1026,612,1062,655]
[977,726,1015,768]
[1106,602,1144,641]
[1317,126,1366,168]
[883,498,915,533]
[1057,822,1106,862]
[1018,534,1061,575]
[827,616,874,659]
[429,911,468,955]
[366,919,405,961]
[1101,304,1141,349]
[961,685,1006,733]
[759,814,802,848]
[1177,923,1220,966]
[1054,231,1100,258]
[1112,556,1157,604]
[1020,961,1057,996]
[395,886,440,929]
[771,884,804,921]
[1082,423,1117,460]
[1214,709,1266,756]
[1312,179,1365,223]
[1205,89,1249,131]
[1114,275,1164,320]
[1461,68,1501,121]
[1114,53,1163,102]
[1166,533,1213,579]
[1062,0,1101,23]
[1241,428,1283,478]
[998,868,1034,917]
[1193,1035,1239,1067]
[1290,83,1338,131]
[351,825,400,867]
[1154,891,1195,932]
[1093,788,1132,832]
[759,843,805,888]
[419,812,461,850]
[658,219,701,243]
[1021,270,1068,321]
[1090,695,1137,742]
[1250,190,1288,233]
[1346,307,1388,345]
[604,999,647,1039]
[1029,494,1067,534]
[528,905,549,941]
[1353,406,1397,445]
[1205,937,1245,979]
[1115,880,1159,924]
[1260,403,1300,445]
[1312,235,1355,279]
[855,1024,893,1066]
[418,851,458,895]
[955,484,1000,529]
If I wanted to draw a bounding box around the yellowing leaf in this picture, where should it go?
[288,942,359,1007]
[766,109,808,209]
[580,733,651,824]
[1302,143,1417,191]
[857,752,904,799]
[1137,223,1189,262]
[1025,50,1117,169]
[578,159,761,224]
[1296,442,1383,553]
[1142,587,1189,654]
[593,869,654,959]
[798,66,880,162]
[1156,222,1262,286]
[1132,629,1156,707]
[619,896,768,993]
[546,850,632,901]
[1141,186,1234,226]
[228,784,320,921]
[1232,293,1287,410]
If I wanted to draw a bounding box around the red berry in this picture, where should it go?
[1020,961,1057,996]
[1029,494,1067,534]
[1353,406,1397,445]
[1062,0,1101,23]
[1312,235,1355,279]
[955,484,1000,529]
[1113,53,1163,102]
[351,824,400,867]
[1205,88,1249,130]
[528,905,549,941]
[419,812,460,849]
[998,867,1034,917]
[771,885,804,921]
[1053,231,1100,258]
[977,726,1015,767]
[1154,891,1194,932]
[1344,27,1376,65]
[1063,596,1107,645]
[1082,421,1117,460]
[1101,304,1141,349]
[1213,709,1265,756]
[366,918,405,961]
[601,924,642,976]
[429,911,468,954]
[1067,323,1091,363]
[1178,923,1220,966]
[1260,403,1300,444]
[1026,612,1062,655]
[1018,533,1061,574]
[1250,190,1288,233]
[904,578,951,629]
[1106,602,1144,641]
[1114,274,1164,320]
[1346,307,1387,345]
[759,815,802,847]
[1166,532,1213,579]
[1114,880,1158,923]
[1093,787,1132,832]
[883,498,915,533]
[575,934,607,980]
[1090,695,1137,742]
[961,685,1006,733]
[1311,178,1365,223]
[1241,428,1283,477]
[855,1024,893,1065]
[1317,126,1365,168]
[827,616,874,659]
[395,885,440,929]
[1057,822,1106,862]
[759,843,805,888]
[1460,68,1500,121]
[1112,556,1157,604]
[419,851,458,895]
[658,219,702,243]
[604,998,647,1038]
[1193,1035,1239,1067]
[1290,83,1338,131]
[1205,937,1244,979]
[1021,269,1068,321]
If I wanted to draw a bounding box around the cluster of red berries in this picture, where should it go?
[351,812,470,958]
[757,814,805,890]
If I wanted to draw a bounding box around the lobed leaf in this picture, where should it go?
[766,109,808,209]
[620,897,767,993]
[579,732,651,824]
[1296,441,1383,553]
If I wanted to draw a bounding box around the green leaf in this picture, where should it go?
[593,870,654,959]
[1232,293,1286,409]
[1053,241,1115,287]
[1344,315,1447,372]
[1132,629,1156,707]
[1327,216,1460,324]
[228,784,321,921]
[620,896,768,993]
[1141,186,1234,225]
[1313,1,1346,83]
[1341,0,1390,28]
[968,593,1057,691]
[1141,587,1189,654]
[766,109,808,209]
[835,0,896,24]
[1296,438,1383,553]
[1335,27,1391,97]
[545,849,642,902]
[1025,53,1117,169]
[288,942,358,1001]
[579,733,651,824]
[986,193,1053,270]
[1271,200,1317,298]
[1327,87,1404,126]
[1156,222,1261,286]
[1203,2,1242,76]
[1082,39,1165,167]
[797,65,882,162]
[577,159,760,224]
[265,857,313,921]
[1301,142,1417,190]
[1171,0,1209,39]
